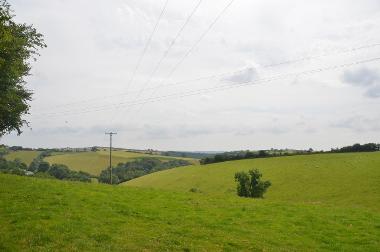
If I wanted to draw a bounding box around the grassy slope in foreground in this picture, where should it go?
[44,150,198,176]
[125,152,380,211]
[0,174,379,251]
[4,150,41,165]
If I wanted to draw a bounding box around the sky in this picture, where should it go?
[2,0,380,151]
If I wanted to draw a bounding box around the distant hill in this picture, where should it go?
[4,150,41,165]
[3,149,198,177]
[125,151,380,211]
[44,150,198,176]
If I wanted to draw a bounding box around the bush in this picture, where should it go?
[98,172,120,185]
[234,171,250,197]
[331,143,380,153]
[0,157,28,175]
[1,155,91,182]
[49,164,70,179]
[234,169,271,198]
[48,164,91,182]
[38,161,50,172]
[99,158,192,185]
[189,187,201,193]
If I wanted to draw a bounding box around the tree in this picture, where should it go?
[234,169,271,198]
[98,169,119,185]
[257,150,268,158]
[248,169,271,198]
[98,158,192,185]
[0,0,46,136]
[234,171,250,197]
[48,164,70,180]
[37,161,50,172]
[0,157,27,174]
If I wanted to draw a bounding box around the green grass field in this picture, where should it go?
[44,150,198,176]
[125,152,380,211]
[0,173,379,251]
[4,151,41,165]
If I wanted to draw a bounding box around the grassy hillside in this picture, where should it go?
[4,150,41,165]
[45,150,197,176]
[0,174,379,251]
[125,152,380,211]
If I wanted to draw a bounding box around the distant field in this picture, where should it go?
[45,150,197,176]
[4,151,41,165]
[125,152,380,211]
[1,174,379,251]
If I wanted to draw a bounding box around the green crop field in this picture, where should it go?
[125,152,380,212]
[44,150,198,176]
[1,173,379,251]
[4,151,41,165]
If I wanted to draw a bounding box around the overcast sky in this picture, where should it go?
[2,0,380,151]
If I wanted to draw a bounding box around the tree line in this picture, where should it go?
[0,151,92,182]
[99,158,192,184]
[331,143,379,153]
[201,143,380,165]
[201,149,312,165]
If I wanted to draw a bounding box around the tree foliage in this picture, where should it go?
[33,162,91,182]
[201,150,280,165]
[26,152,92,182]
[0,157,27,175]
[99,158,192,184]
[234,171,250,197]
[331,143,380,153]
[0,0,46,136]
[234,169,271,198]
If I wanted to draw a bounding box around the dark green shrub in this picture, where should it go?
[38,161,50,172]
[248,169,271,198]
[48,164,70,179]
[189,187,201,193]
[234,171,250,197]
[234,169,271,198]
[99,158,192,185]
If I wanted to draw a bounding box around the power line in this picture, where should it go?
[133,0,203,101]
[107,0,203,126]
[114,0,236,124]
[126,40,380,119]
[104,0,169,131]
[162,0,236,81]
[32,56,380,119]
[34,42,380,112]
[124,0,169,94]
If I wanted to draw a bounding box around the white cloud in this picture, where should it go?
[331,115,380,132]
[3,0,380,150]
[222,67,257,84]
[342,67,380,98]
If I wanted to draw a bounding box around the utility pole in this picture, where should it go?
[105,132,117,184]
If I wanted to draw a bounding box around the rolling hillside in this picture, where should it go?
[44,150,198,176]
[4,150,41,165]
[125,152,380,211]
[0,173,379,251]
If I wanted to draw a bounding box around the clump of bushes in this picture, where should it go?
[331,143,379,153]
[99,157,192,184]
[234,169,271,198]
[46,164,92,182]
[27,152,92,182]
[189,187,201,193]
[0,154,91,182]
[0,158,28,175]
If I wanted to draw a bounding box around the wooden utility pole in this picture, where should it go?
[105,132,117,184]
